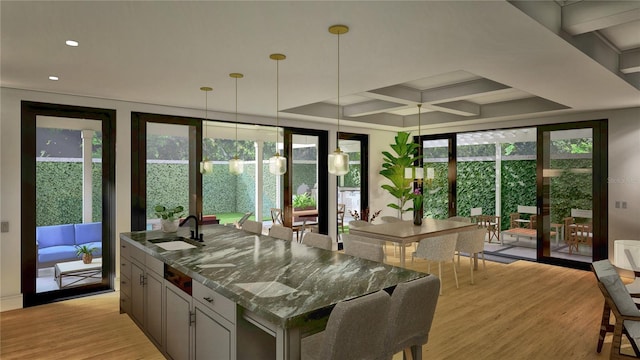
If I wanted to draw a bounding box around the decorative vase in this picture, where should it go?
[82,253,93,264]
[413,206,423,226]
[161,219,179,233]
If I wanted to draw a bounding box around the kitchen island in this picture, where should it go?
[120,224,428,360]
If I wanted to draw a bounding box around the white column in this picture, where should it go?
[495,142,502,218]
[255,141,264,222]
[81,130,95,223]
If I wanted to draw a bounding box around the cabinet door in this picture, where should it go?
[194,304,232,360]
[145,270,164,348]
[165,283,192,360]
[130,262,145,326]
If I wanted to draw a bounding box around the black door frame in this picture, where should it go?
[339,132,369,218]
[418,132,457,218]
[536,119,608,270]
[21,101,116,307]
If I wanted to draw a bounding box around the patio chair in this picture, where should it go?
[478,215,500,243]
[241,220,263,235]
[413,233,459,295]
[455,228,487,284]
[269,224,293,241]
[270,208,284,225]
[337,203,346,233]
[592,259,640,358]
[567,222,592,255]
[386,276,440,359]
[301,290,391,360]
[302,232,333,251]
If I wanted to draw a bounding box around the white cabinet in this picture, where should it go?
[192,280,236,360]
[165,282,192,360]
[120,238,164,350]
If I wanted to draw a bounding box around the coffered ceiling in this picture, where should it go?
[1,1,639,131]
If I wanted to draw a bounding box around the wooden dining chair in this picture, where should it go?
[337,203,346,233]
[270,208,284,225]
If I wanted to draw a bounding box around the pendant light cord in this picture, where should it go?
[276,58,280,154]
[336,30,341,148]
[235,77,238,158]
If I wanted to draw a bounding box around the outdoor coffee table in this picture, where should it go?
[54,258,102,288]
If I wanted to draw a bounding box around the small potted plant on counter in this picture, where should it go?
[154,205,185,233]
[75,244,97,264]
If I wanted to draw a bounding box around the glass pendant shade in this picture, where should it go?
[269,153,287,175]
[328,148,349,175]
[229,157,244,175]
[405,167,425,180]
[200,160,213,174]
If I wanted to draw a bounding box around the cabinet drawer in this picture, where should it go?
[120,256,131,280]
[120,239,131,260]
[145,254,164,276]
[120,292,131,315]
[193,281,236,324]
[120,273,131,297]
[129,243,146,265]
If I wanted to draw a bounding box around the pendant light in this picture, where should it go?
[328,25,349,176]
[229,73,244,175]
[405,104,425,181]
[268,53,287,175]
[200,86,214,174]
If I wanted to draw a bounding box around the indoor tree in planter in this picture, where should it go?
[379,132,421,216]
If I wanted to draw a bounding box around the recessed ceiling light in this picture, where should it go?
[65,40,79,47]
[49,76,59,81]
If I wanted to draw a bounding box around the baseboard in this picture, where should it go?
[0,294,23,312]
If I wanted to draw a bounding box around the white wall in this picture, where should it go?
[2,87,639,310]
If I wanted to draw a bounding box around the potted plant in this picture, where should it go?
[75,244,97,264]
[154,205,185,233]
[292,193,316,210]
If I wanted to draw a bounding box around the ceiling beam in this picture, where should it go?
[428,100,480,117]
[343,99,407,117]
[363,85,422,105]
[562,1,640,35]
[421,78,510,103]
[620,48,640,74]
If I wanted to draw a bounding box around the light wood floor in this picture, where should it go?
[1,250,619,359]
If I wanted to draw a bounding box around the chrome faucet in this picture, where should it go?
[179,215,203,242]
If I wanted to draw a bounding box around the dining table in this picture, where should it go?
[349,218,478,267]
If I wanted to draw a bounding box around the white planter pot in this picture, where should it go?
[161,219,179,233]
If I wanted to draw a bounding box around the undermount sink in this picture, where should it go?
[149,236,204,250]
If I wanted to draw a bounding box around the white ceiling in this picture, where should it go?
[2,1,639,130]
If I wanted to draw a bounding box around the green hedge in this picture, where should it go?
[36,161,102,226]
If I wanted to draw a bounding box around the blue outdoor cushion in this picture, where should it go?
[38,245,78,264]
[74,222,102,245]
[36,224,75,248]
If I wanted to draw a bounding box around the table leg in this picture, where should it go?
[399,244,407,267]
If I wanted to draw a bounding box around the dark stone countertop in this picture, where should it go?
[120,224,427,329]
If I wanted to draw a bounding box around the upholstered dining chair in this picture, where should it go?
[269,224,293,241]
[301,290,391,360]
[380,216,410,258]
[302,232,333,251]
[342,233,385,263]
[413,233,459,295]
[348,220,369,228]
[386,276,440,360]
[241,220,263,235]
[455,228,488,285]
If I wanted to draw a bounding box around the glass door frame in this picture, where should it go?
[536,119,608,270]
[21,101,116,307]
[418,133,457,218]
[338,132,369,221]
[283,127,329,234]
[131,112,203,231]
